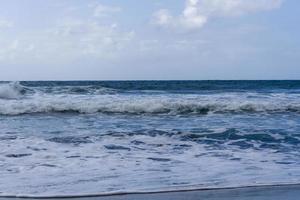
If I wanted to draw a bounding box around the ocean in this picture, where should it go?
[1,80,300,197]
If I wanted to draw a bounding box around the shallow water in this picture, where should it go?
[1,81,300,196]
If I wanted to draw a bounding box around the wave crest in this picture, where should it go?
[0,82,27,99]
[38,85,118,95]
[1,96,300,115]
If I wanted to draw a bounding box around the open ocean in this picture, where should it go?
[1,80,300,197]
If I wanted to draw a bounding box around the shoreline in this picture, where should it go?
[1,183,300,199]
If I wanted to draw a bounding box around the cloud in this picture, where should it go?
[0,21,134,63]
[0,19,14,29]
[92,3,122,18]
[51,19,134,58]
[0,4,133,64]
[152,9,173,26]
[180,0,208,29]
[195,0,283,16]
[153,0,283,29]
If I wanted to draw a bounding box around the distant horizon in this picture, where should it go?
[2,79,300,82]
[1,1,300,197]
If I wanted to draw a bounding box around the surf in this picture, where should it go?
[0,95,300,115]
[0,82,26,99]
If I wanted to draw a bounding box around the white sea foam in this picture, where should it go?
[1,82,300,196]
[0,82,24,99]
[1,128,300,196]
[0,92,300,115]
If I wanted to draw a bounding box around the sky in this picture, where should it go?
[0,0,299,80]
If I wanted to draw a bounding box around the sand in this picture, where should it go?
[1,184,300,200]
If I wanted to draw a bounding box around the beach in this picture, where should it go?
[1,0,299,198]
[1,185,300,200]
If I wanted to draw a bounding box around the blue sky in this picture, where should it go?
[0,0,299,80]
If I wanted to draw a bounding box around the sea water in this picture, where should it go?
[0,81,300,196]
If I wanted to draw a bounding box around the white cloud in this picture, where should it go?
[0,21,134,63]
[180,0,208,29]
[0,19,14,29]
[195,0,282,16]
[0,4,133,64]
[92,3,122,18]
[152,9,173,26]
[153,0,283,29]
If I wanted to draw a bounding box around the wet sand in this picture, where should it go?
[1,184,300,200]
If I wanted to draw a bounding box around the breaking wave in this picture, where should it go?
[0,81,299,115]
[1,81,300,196]
[1,96,300,115]
[36,85,118,95]
[0,82,27,99]
[0,82,118,99]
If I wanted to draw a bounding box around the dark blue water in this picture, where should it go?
[20,80,300,90]
[0,81,300,196]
